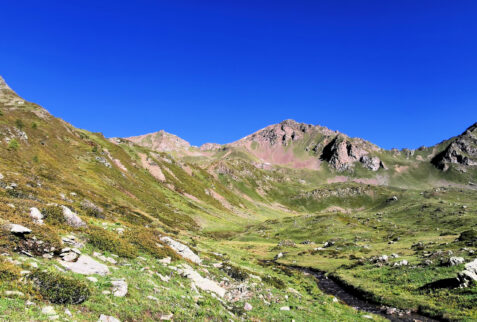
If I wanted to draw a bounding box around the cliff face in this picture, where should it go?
[432,123,477,171]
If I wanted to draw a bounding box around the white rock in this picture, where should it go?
[42,306,57,316]
[160,313,173,321]
[457,258,477,287]
[4,290,24,297]
[147,295,159,301]
[280,306,291,311]
[111,279,128,297]
[9,224,31,235]
[180,264,226,297]
[160,237,201,264]
[98,314,121,322]
[64,309,72,317]
[158,257,171,265]
[244,302,253,311]
[30,207,44,225]
[87,276,98,283]
[157,273,170,282]
[61,206,86,228]
[59,255,109,276]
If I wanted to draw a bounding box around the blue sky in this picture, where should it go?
[1,1,476,149]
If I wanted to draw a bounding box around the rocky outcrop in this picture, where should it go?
[200,143,222,151]
[432,123,477,171]
[457,258,477,287]
[321,136,383,171]
[59,255,110,276]
[178,264,226,297]
[160,236,202,264]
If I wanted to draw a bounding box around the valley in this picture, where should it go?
[0,75,476,321]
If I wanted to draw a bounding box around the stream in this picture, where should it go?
[283,264,443,322]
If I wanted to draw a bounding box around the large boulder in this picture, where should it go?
[9,224,32,236]
[61,206,86,228]
[457,258,477,287]
[30,207,44,225]
[59,255,109,276]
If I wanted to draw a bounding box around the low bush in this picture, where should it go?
[125,228,179,260]
[30,270,90,304]
[42,206,66,226]
[88,226,137,258]
[0,258,20,281]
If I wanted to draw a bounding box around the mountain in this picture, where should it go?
[0,76,476,321]
[125,130,191,152]
[431,122,477,171]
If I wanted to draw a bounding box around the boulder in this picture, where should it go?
[443,257,465,267]
[179,264,226,297]
[61,206,86,228]
[457,258,477,287]
[30,207,44,225]
[160,236,201,264]
[111,279,128,297]
[99,315,121,322]
[59,255,109,276]
[9,224,31,236]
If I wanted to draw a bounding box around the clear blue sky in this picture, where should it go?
[1,1,476,149]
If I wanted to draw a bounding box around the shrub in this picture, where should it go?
[80,199,104,218]
[42,206,66,226]
[31,122,37,129]
[263,275,286,289]
[15,119,24,130]
[88,226,137,258]
[30,270,90,304]
[8,139,19,151]
[0,258,20,281]
[125,228,179,260]
[459,229,477,245]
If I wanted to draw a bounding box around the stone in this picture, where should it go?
[244,302,253,311]
[179,264,226,297]
[160,236,201,264]
[448,257,465,266]
[160,313,174,321]
[87,276,98,283]
[30,207,44,225]
[111,279,128,297]
[9,224,31,235]
[274,252,284,260]
[59,255,109,276]
[158,257,171,265]
[457,258,477,287]
[61,206,86,228]
[99,314,121,322]
[4,290,24,297]
[64,309,72,317]
[280,306,291,311]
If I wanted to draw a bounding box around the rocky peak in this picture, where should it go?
[321,135,384,171]
[126,130,191,152]
[233,119,317,147]
[432,122,477,171]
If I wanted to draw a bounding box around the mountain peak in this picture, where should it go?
[126,130,191,152]
[0,75,13,91]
